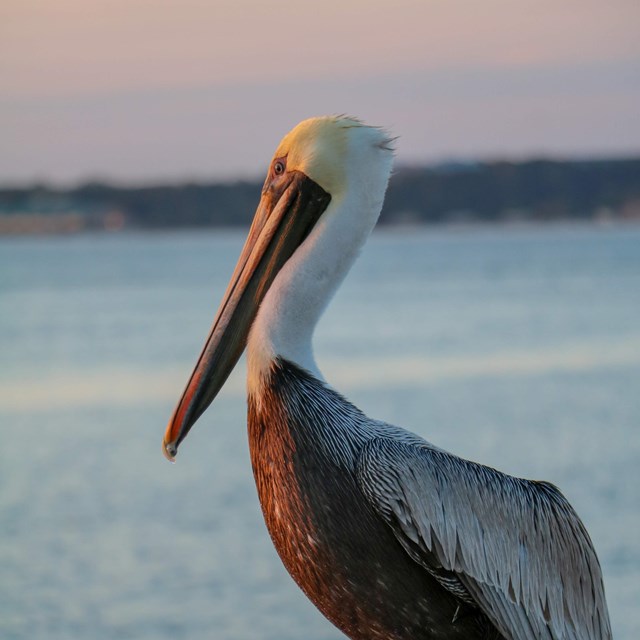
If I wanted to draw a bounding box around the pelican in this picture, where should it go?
[163,116,611,639]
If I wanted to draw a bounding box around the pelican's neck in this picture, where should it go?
[247,140,393,393]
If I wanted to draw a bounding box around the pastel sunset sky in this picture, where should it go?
[2,0,639,184]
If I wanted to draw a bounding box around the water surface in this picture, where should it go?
[1,224,639,638]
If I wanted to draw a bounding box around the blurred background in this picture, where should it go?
[1,1,639,638]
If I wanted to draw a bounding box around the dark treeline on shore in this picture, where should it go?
[1,157,639,234]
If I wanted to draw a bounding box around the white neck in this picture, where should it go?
[247,129,393,392]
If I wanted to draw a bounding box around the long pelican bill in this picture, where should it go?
[163,170,330,460]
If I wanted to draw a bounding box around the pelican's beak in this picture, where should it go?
[163,171,331,460]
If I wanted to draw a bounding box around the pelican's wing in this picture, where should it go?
[356,437,611,640]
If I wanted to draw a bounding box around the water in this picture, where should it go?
[1,224,639,639]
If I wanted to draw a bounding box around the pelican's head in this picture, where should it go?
[163,116,394,460]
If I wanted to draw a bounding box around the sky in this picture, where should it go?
[1,0,639,185]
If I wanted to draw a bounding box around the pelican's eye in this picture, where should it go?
[273,158,286,176]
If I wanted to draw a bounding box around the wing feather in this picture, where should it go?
[356,437,611,639]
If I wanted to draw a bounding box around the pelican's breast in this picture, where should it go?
[247,359,493,640]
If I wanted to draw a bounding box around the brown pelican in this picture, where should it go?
[163,116,611,639]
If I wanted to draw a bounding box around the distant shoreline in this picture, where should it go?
[2,218,639,241]
[1,157,639,235]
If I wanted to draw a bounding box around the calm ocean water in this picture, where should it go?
[1,224,639,639]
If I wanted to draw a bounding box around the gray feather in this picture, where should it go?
[356,437,612,640]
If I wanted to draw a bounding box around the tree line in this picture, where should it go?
[1,158,639,231]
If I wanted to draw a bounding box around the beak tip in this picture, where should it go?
[162,438,178,463]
